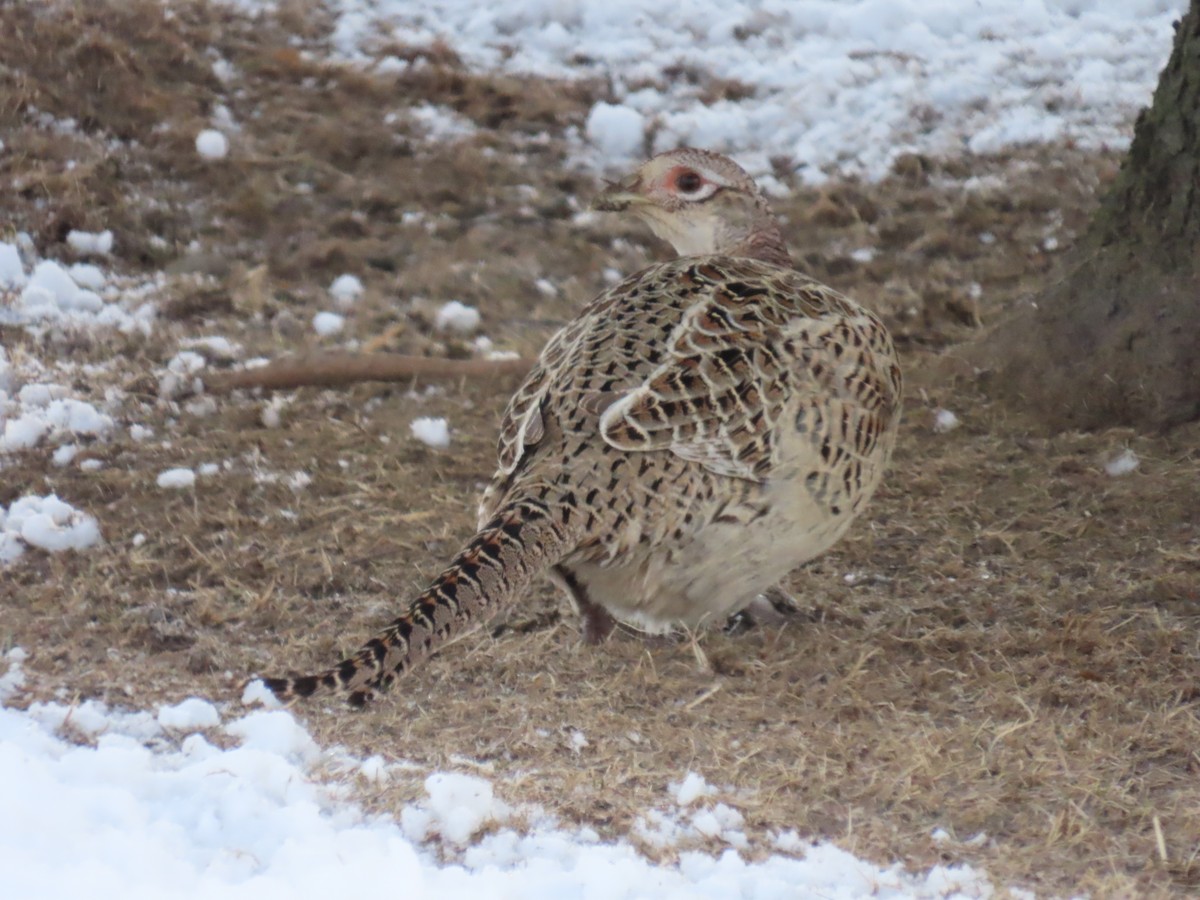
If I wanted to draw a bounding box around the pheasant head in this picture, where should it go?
[591,148,791,266]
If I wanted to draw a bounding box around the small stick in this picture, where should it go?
[202,351,533,394]
[685,683,722,710]
[1153,814,1168,863]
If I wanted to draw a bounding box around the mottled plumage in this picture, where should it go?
[263,148,901,706]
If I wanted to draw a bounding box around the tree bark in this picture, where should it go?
[970,1,1200,431]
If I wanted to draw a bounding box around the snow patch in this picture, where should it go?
[1,395,114,453]
[410,416,450,449]
[68,263,106,290]
[329,274,364,309]
[0,241,26,289]
[195,128,229,159]
[434,300,481,334]
[0,689,1004,898]
[157,698,221,731]
[1105,448,1139,477]
[313,311,346,337]
[674,771,716,806]
[156,467,197,489]
[66,229,114,257]
[0,248,154,334]
[314,0,1175,181]
[181,335,242,362]
[406,103,478,142]
[933,409,960,433]
[586,102,645,159]
[0,494,101,563]
[419,772,508,846]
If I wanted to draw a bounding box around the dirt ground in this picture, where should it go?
[2,3,1198,897]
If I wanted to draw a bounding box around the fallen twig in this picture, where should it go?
[202,351,533,394]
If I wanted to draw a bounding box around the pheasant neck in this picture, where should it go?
[726,227,793,267]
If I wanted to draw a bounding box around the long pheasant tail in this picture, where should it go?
[262,496,575,707]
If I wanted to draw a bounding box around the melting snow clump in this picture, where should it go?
[1105,448,1139,477]
[195,129,229,159]
[674,772,716,806]
[329,274,364,309]
[933,409,960,433]
[0,242,26,289]
[435,300,481,334]
[0,494,101,563]
[586,102,645,158]
[69,263,106,290]
[66,229,114,257]
[411,417,450,449]
[312,311,346,336]
[1,394,114,453]
[157,698,221,731]
[416,772,508,846]
[0,243,153,333]
[156,467,196,489]
[407,103,478,142]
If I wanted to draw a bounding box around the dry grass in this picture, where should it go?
[2,3,1198,897]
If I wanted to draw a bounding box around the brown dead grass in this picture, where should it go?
[1,2,1198,897]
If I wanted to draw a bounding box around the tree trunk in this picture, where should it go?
[971,1,1200,431]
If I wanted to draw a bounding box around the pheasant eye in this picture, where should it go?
[675,171,704,193]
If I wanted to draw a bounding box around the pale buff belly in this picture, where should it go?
[563,474,859,631]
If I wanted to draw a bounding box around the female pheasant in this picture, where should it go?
[263,148,902,706]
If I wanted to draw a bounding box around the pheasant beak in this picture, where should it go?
[590,173,647,212]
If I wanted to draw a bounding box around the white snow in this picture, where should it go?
[586,102,645,159]
[0,654,1001,899]
[212,103,240,133]
[1105,448,1140,476]
[310,0,1178,180]
[156,467,197,489]
[313,311,346,336]
[66,229,114,257]
[0,241,28,288]
[674,771,716,806]
[68,262,106,290]
[0,392,114,454]
[933,409,961,433]
[23,260,102,313]
[170,350,207,375]
[410,416,451,449]
[195,128,229,160]
[434,300,481,334]
[329,273,364,309]
[159,350,208,400]
[0,244,154,334]
[406,103,478,142]
[51,443,79,467]
[260,398,286,429]
[157,697,221,731]
[181,335,242,362]
[0,494,101,562]
[691,803,745,841]
[415,772,507,846]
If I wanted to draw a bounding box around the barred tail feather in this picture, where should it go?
[262,497,574,707]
